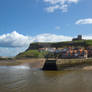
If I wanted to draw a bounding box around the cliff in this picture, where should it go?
[27,40,92,50]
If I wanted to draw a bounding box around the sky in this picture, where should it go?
[0,0,92,56]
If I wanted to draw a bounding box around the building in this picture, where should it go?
[72,35,82,41]
[54,47,88,59]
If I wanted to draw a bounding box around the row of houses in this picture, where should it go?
[39,47,90,59]
[55,47,88,59]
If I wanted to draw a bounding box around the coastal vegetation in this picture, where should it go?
[16,50,48,59]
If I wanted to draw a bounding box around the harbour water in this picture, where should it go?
[0,65,92,92]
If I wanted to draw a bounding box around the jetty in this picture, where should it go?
[42,58,92,70]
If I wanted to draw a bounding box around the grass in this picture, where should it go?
[16,50,45,59]
[85,40,92,46]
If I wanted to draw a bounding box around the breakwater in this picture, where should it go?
[42,58,92,70]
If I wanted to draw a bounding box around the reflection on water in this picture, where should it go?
[0,65,92,92]
[0,65,30,70]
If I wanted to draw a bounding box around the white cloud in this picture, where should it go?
[32,33,72,42]
[83,35,92,40]
[0,31,73,48]
[44,0,79,13]
[45,5,60,12]
[55,26,61,30]
[0,31,31,47]
[76,18,92,24]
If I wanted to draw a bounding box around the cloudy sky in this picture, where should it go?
[0,0,92,56]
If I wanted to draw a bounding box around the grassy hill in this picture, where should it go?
[16,50,48,59]
[26,40,92,50]
[16,40,92,59]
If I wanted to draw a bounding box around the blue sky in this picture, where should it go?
[0,0,92,56]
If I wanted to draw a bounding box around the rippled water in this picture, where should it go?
[0,65,92,92]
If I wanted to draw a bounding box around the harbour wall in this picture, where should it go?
[42,58,92,70]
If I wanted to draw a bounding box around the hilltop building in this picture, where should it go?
[72,35,83,41]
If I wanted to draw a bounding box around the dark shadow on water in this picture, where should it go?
[42,59,57,71]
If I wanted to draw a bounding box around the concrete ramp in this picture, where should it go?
[42,59,57,70]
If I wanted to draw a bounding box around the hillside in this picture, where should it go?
[16,40,92,58]
[27,40,92,50]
